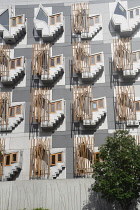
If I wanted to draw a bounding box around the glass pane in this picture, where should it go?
[56,15,61,22]
[10,108,15,117]
[56,102,61,110]
[136,102,140,111]
[16,106,21,114]
[11,60,15,69]
[51,16,55,24]
[18,16,22,24]
[130,11,133,18]
[12,18,16,26]
[12,154,17,162]
[56,57,61,64]
[133,53,137,61]
[92,102,97,110]
[58,153,62,161]
[51,104,55,112]
[89,18,94,25]
[17,59,21,66]
[136,8,139,16]
[95,16,99,23]
[98,100,103,108]
[51,155,55,164]
[97,55,101,62]
[6,155,10,165]
[50,59,55,67]
[91,56,95,64]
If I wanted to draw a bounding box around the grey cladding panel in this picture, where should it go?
[0,9,9,30]
[114,2,127,18]
[36,7,48,24]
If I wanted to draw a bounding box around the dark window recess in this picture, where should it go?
[17,59,21,66]
[98,100,103,108]
[56,57,60,64]
[130,10,133,18]
[18,16,22,24]
[51,155,55,165]
[136,8,139,16]
[136,102,140,111]
[58,153,62,161]
[50,59,55,66]
[10,107,15,117]
[56,15,61,22]
[97,55,101,62]
[12,154,17,162]
[51,104,55,112]
[11,60,15,69]
[6,155,10,165]
[56,102,61,110]
[12,18,16,26]
[16,106,21,114]
[51,16,55,24]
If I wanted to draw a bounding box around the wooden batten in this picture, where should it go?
[72,41,90,74]
[30,88,50,123]
[32,43,50,76]
[30,138,50,179]
[74,136,94,177]
[0,92,10,127]
[0,138,5,179]
[73,86,92,121]
[0,45,10,77]
[72,3,89,34]
[113,38,133,71]
[115,86,136,121]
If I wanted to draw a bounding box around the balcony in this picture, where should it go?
[73,86,106,128]
[0,9,26,44]
[32,44,64,85]
[111,2,140,37]
[2,150,23,181]
[72,42,104,81]
[31,88,65,131]
[115,86,139,127]
[0,92,24,132]
[34,5,64,42]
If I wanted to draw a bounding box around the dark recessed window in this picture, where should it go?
[9,107,15,117]
[58,153,62,162]
[91,56,95,65]
[16,106,21,114]
[12,18,16,26]
[51,155,56,165]
[17,59,21,67]
[56,57,61,64]
[136,102,140,111]
[97,54,101,62]
[56,102,61,110]
[50,58,55,67]
[56,14,61,22]
[10,60,15,69]
[5,155,10,166]
[136,8,139,16]
[50,103,55,113]
[130,10,134,18]
[50,16,55,24]
[18,16,22,24]
[98,99,104,108]
[12,154,17,162]
[133,53,137,62]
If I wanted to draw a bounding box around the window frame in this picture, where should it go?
[10,60,16,69]
[56,14,61,23]
[50,15,55,25]
[50,154,56,166]
[17,16,23,24]
[9,107,15,117]
[11,18,17,27]
[95,15,100,24]
[57,152,62,162]
[16,105,22,115]
[16,58,22,67]
[50,103,56,113]
[4,154,11,166]
[98,99,104,108]
[92,101,98,111]
[89,17,94,26]
[135,101,140,111]
[50,58,55,67]
[56,56,61,65]
[90,54,102,65]
[56,101,62,110]
[11,153,18,164]
[130,10,134,19]
[94,152,101,163]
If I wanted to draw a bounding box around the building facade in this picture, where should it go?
[0,0,140,181]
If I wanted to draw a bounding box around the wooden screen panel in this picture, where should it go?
[30,138,50,179]
[0,45,10,77]
[74,136,94,177]
[0,92,10,127]
[0,138,5,179]
[72,3,89,34]
[115,86,136,121]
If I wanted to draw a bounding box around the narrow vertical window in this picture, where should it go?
[130,10,133,18]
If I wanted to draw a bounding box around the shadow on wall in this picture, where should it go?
[82,184,140,210]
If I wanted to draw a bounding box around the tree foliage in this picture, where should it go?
[93,130,140,210]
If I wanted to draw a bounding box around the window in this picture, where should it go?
[5,155,10,166]
[56,14,61,22]
[10,60,15,69]
[50,154,56,166]
[50,103,55,113]
[133,53,137,62]
[136,101,140,111]
[11,18,16,26]
[18,16,22,24]
[130,10,134,18]
[95,16,99,23]
[96,54,101,62]
[56,57,61,65]
[91,56,95,65]
[57,153,62,162]
[56,101,61,110]
[92,101,98,111]
[98,99,104,108]
[50,58,55,67]
[11,153,17,163]
[9,107,15,117]
[92,99,104,111]
[89,17,94,26]
[16,58,21,67]
[136,8,139,16]
[50,16,55,25]
[16,105,21,114]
